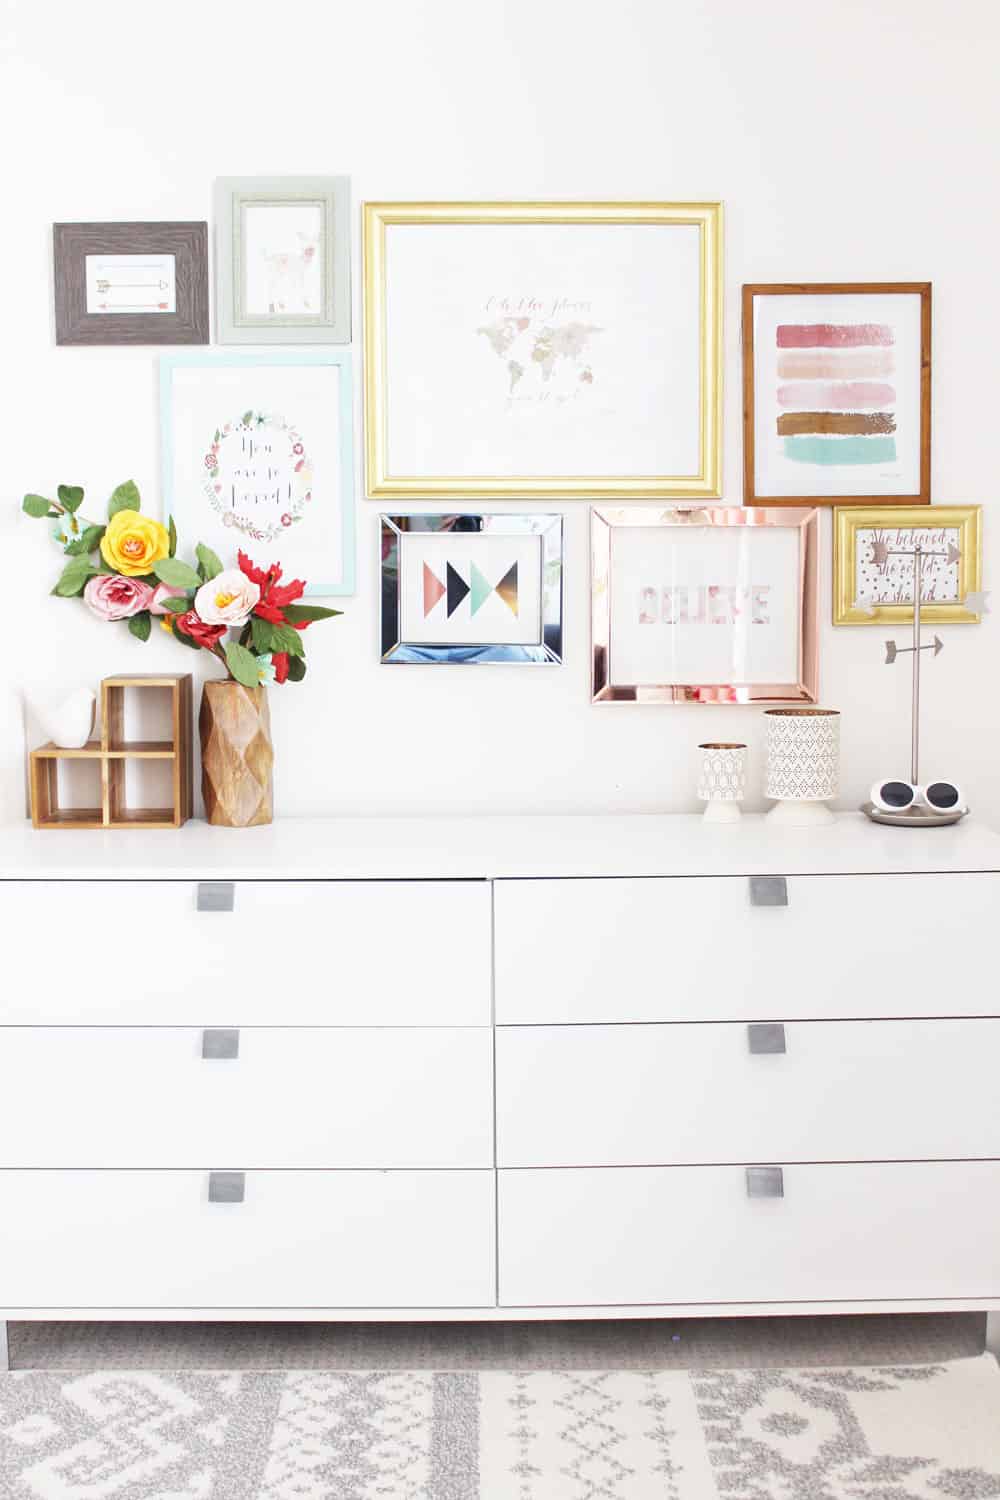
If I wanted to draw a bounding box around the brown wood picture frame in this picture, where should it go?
[54,222,209,345]
[742,282,931,508]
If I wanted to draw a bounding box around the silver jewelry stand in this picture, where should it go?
[862,541,967,827]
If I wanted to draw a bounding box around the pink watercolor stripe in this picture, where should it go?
[777,323,895,349]
[777,349,895,379]
[777,381,897,411]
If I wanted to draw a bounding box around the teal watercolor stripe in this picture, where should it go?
[783,434,898,467]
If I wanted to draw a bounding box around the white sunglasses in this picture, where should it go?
[870,778,966,815]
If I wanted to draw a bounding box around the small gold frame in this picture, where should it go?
[363,201,723,500]
[833,505,982,625]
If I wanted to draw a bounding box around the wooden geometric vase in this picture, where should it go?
[199,681,274,828]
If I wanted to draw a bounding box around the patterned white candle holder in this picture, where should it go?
[765,708,840,827]
[697,742,747,824]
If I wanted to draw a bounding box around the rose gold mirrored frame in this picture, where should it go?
[591,505,819,704]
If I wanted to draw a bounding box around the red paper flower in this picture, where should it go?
[237,550,278,589]
[240,551,307,624]
[175,610,226,649]
[271,651,290,684]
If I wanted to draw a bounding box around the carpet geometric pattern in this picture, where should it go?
[2,1356,999,1498]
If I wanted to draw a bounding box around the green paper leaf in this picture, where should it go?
[267,622,306,657]
[128,610,151,642]
[23,493,54,519]
[286,655,307,683]
[63,524,106,557]
[153,557,201,590]
[224,640,261,687]
[251,616,277,654]
[161,596,188,613]
[108,480,140,517]
[241,410,253,426]
[196,542,224,582]
[168,514,177,558]
[57,484,85,513]
[282,604,343,623]
[53,556,97,597]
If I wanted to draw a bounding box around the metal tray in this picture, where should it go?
[861,801,968,829]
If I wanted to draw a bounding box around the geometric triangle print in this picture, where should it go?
[495,561,519,616]
[469,561,493,616]
[446,561,471,617]
[423,561,446,617]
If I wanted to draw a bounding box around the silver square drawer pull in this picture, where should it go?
[202,1029,240,1060]
[746,1166,784,1199]
[197,882,235,913]
[208,1171,245,1204]
[747,1023,786,1055]
[749,876,788,907]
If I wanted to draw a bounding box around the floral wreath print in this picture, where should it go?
[202,411,313,544]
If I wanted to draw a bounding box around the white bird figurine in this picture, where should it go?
[35,687,96,749]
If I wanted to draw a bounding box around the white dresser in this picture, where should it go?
[1,811,999,1368]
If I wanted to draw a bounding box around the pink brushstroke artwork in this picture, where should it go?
[777,381,896,411]
[777,349,895,380]
[777,323,895,349]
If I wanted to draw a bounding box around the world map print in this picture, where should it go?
[477,302,603,400]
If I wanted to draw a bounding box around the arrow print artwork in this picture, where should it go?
[381,513,563,665]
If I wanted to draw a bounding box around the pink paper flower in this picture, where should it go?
[83,573,155,621]
[149,583,188,616]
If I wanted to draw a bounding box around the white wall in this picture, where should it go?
[2,0,997,823]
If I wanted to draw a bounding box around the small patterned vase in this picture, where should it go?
[697,742,747,825]
[765,708,840,826]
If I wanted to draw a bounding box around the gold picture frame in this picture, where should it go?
[833,505,982,625]
[363,201,722,500]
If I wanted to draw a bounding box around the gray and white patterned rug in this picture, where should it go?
[2,1356,999,1498]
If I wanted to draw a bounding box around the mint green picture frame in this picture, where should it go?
[159,351,356,597]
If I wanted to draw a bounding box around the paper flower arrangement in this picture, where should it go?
[22,480,340,687]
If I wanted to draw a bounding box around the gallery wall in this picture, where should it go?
[2,0,997,824]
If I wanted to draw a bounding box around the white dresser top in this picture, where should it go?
[0,811,998,880]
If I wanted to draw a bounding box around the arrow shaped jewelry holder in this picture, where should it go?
[862,541,968,827]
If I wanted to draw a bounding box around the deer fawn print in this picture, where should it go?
[262,232,319,314]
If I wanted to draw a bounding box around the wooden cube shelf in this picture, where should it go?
[30,675,193,830]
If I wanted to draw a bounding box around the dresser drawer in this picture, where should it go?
[498,1162,1000,1307]
[497,1019,1000,1166]
[0,880,490,1025]
[0,1027,493,1168]
[0,1169,495,1308]
[494,873,999,1023]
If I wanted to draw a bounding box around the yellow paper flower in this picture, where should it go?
[100,510,170,577]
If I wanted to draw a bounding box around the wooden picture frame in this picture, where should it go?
[53,222,209,345]
[363,201,722,500]
[214,176,351,344]
[833,505,983,625]
[743,282,931,507]
[592,505,819,704]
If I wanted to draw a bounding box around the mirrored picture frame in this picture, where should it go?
[592,505,819,704]
[380,513,563,664]
[215,176,351,344]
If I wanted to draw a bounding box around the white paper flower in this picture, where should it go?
[193,569,261,627]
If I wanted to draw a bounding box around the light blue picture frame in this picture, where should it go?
[159,350,355,597]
